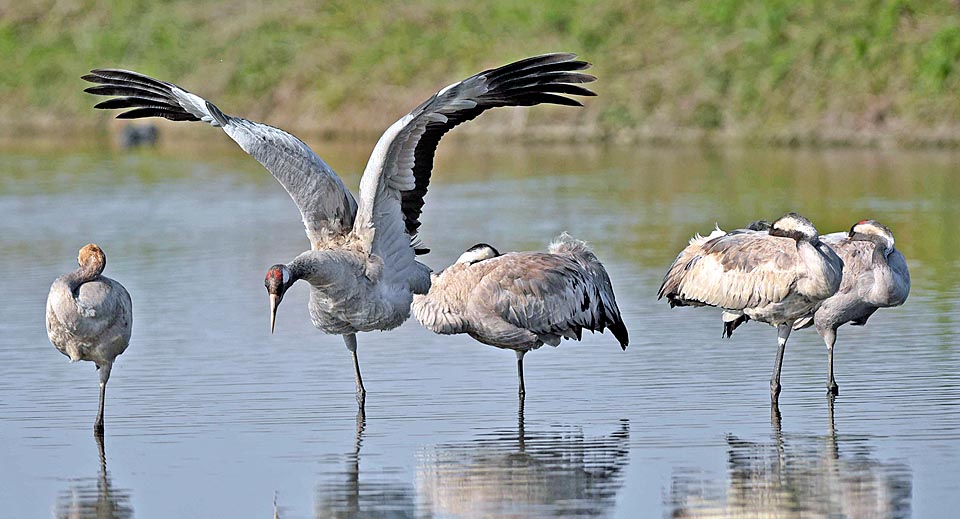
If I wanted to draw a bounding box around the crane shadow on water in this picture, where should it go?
[314,409,418,518]
[312,400,631,518]
[53,435,134,519]
[415,398,631,518]
[668,397,913,518]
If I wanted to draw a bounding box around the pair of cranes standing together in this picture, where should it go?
[45,54,909,435]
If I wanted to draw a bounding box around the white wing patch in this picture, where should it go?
[172,86,219,125]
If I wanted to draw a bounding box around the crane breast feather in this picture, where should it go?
[412,294,469,335]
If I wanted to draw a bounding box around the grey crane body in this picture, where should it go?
[658,213,843,403]
[285,247,427,335]
[414,234,628,396]
[793,220,910,394]
[84,54,595,408]
[46,244,132,434]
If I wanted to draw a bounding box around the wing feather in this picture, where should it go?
[352,54,596,276]
[659,232,801,310]
[82,69,358,246]
[477,253,616,340]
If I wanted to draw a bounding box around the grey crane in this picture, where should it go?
[791,220,910,395]
[413,233,628,397]
[46,244,133,435]
[658,213,843,403]
[83,54,596,408]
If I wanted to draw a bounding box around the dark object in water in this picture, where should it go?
[120,123,158,148]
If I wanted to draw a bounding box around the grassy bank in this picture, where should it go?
[3,0,960,146]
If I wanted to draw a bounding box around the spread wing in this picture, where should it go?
[659,232,802,310]
[82,69,357,247]
[351,53,596,279]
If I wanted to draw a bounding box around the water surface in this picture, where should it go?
[1,139,958,517]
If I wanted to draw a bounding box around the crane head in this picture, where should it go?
[78,243,106,276]
[849,220,895,251]
[264,264,292,334]
[770,213,819,243]
[455,243,501,265]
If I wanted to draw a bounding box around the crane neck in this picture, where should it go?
[770,227,820,246]
[850,232,892,259]
[287,250,348,287]
[62,263,102,296]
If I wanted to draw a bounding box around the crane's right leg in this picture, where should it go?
[94,362,112,437]
[770,324,792,404]
[343,334,365,409]
[516,350,526,398]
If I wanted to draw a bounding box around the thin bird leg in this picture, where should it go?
[343,334,366,408]
[516,350,526,398]
[95,362,112,436]
[823,327,839,395]
[770,323,792,403]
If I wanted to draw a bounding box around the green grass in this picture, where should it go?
[4,0,960,146]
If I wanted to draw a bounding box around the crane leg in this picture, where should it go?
[770,324,792,404]
[823,328,839,395]
[516,350,526,398]
[95,362,112,436]
[344,334,366,408]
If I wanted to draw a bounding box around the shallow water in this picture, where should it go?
[1,138,958,518]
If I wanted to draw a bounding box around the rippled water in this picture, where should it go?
[1,138,958,518]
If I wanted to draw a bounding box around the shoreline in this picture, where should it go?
[8,118,960,151]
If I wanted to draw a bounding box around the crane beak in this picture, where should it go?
[269,293,278,334]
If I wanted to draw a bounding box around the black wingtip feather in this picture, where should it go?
[397,53,596,240]
[116,108,198,122]
[93,97,165,110]
[722,315,749,338]
[609,320,629,350]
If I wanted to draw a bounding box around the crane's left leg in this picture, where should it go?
[770,324,792,404]
[344,334,365,408]
[823,328,839,395]
[95,362,112,436]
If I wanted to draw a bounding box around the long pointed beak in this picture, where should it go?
[269,294,278,334]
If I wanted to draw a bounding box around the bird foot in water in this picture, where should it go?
[356,389,366,408]
[769,383,782,403]
[827,383,839,396]
[93,422,104,437]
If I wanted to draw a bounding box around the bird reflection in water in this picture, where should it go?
[416,400,630,518]
[54,435,133,519]
[669,398,912,518]
[314,409,417,518]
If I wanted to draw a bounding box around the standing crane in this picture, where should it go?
[46,244,132,435]
[658,213,843,403]
[792,220,910,394]
[83,54,595,407]
[413,234,628,397]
